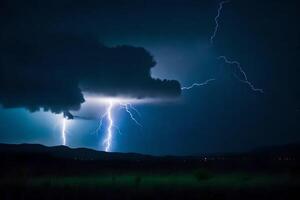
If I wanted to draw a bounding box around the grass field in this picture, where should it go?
[2,170,299,199]
[1,144,299,199]
[3,170,297,189]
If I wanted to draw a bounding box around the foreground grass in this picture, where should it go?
[23,172,295,189]
[1,171,299,200]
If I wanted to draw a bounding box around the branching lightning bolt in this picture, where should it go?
[99,100,142,152]
[120,103,142,127]
[212,1,262,93]
[182,0,263,93]
[60,1,263,151]
[181,1,228,91]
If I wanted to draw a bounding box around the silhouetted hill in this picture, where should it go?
[0,142,300,180]
[1,143,300,200]
[0,143,300,161]
[0,143,155,161]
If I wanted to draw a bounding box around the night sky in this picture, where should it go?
[0,0,299,155]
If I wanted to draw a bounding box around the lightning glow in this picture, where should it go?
[61,118,66,146]
[59,1,263,151]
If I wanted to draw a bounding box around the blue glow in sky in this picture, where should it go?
[1,0,300,155]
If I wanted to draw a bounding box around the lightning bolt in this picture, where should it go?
[218,56,264,93]
[210,0,230,44]
[99,100,142,152]
[212,1,262,93]
[183,0,263,93]
[128,104,141,117]
[102,100,114,152]
[120,103,142,127]
[181,78,216,90]
[96,112,108,134]
[61,117,67,145]
[96,111,122,135]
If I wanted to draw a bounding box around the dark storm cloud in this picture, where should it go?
[0,34,181,113]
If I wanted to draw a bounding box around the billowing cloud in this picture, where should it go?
[0,34,181,113]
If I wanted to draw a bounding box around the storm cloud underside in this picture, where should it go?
[0,35,181,113]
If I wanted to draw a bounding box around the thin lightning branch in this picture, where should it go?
[89,112,107,136]
[210,0,230,44]
[181,78,216,90]
[61,118,67,145]
[128,104,141,117]
[211,1,263,93]
[181,1,228,91]
[96,112,108,133]
[120,103,142,127]
[218,56,264,93]
[113,125,123,135]
[103,101,114,152]
[185,1,263,93]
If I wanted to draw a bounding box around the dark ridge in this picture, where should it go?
[1,143,300,161]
